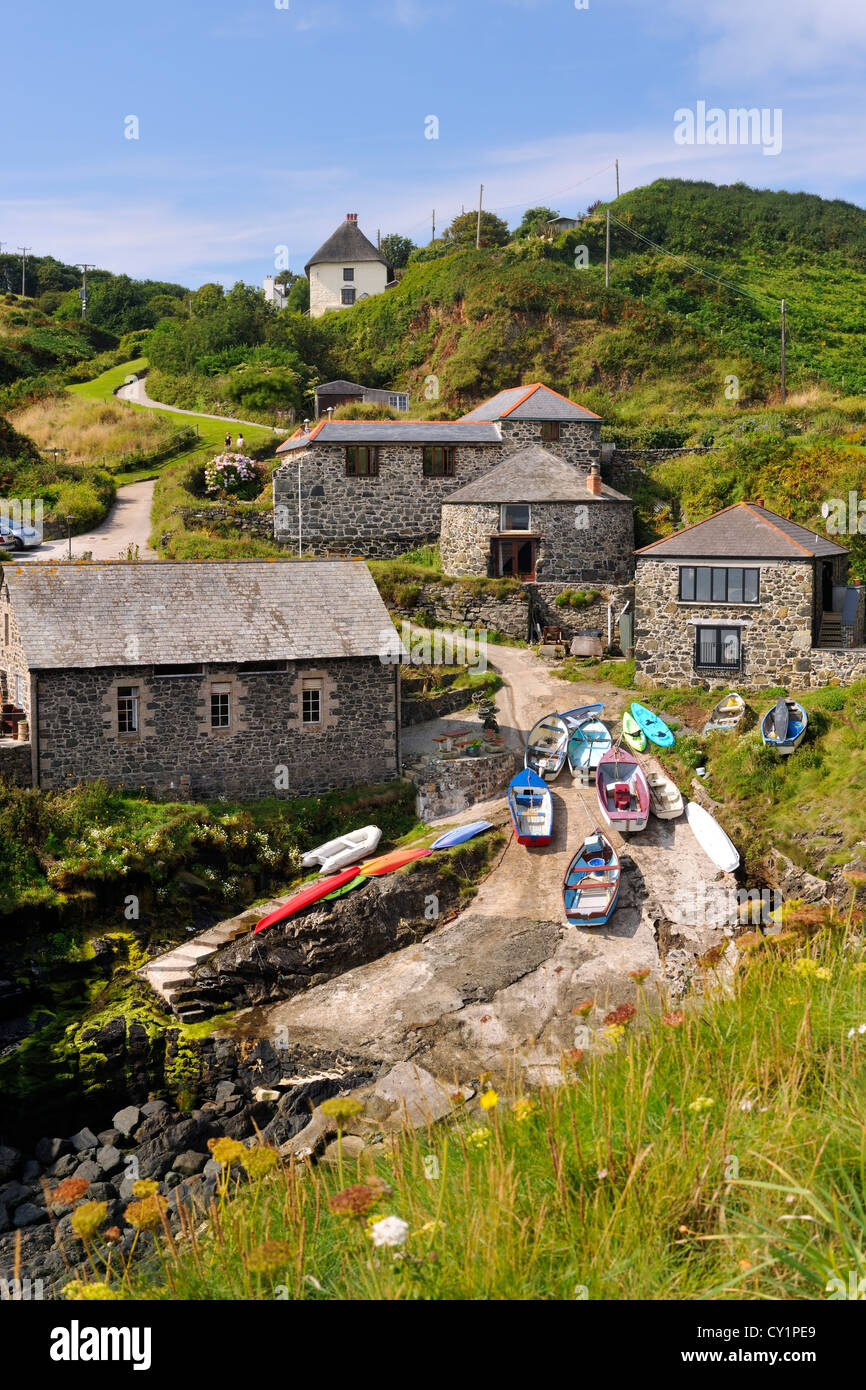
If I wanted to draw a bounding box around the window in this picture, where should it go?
[501,503,531,531]
[211,685,231,729]
[15,674,25,707]
[302,680,323,726]
[341,287,356,306]
[237,660,288,674]
[540,421,561,442]
[389,393,408,411]
[694,627,742,670]
[679,566,759,604]
[343,267,354,281]
[345,446,378,477]
[422,446,455,477]
[117,685,139,734]
[493,537,536,580]
[153,663,204,678]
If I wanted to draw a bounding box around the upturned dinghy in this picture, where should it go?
[641,755,684,820]
[704,692,746,734]
[596,747,650,833]
[429,820,493,850]
[255,866,362,933]
[761,697,807,755]
[561,702,604,729]
[300,824,382,876]
[621,709,647,753]
[566,716,612,777]
[631,702,675,749]
[524,713,570,781]
[562,830,620,927]
[684,801,740,873]
[507,768,554,846]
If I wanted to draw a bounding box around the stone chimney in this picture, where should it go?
[587,462,602,496]
[755,495,764,508]
[346,213,358,223]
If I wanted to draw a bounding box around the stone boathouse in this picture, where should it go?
[0,560,400,798]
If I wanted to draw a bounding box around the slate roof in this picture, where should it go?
[276,420,501,454]
[458,383,601,422]
[636,503,847,560]
[443,445,629,504]
[305,219,389,275]
[315,379,368,394]
[1,560,394,670]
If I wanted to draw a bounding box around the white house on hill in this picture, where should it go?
[306,214,390,318]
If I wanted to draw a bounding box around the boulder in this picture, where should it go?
[372,1061,460,1128]
[112,1106,141,1138]
[69,1127,100,1154]
[13,1202,46,1229]
[96,1145,124,1177]
[322,1135,367,1165]
[171,1151,208,1178]
[73,1160,103,1185]
[97,1128,124,1149]
[215,1081,237,1104]
[49,1153,79,1180]
[0,1145,21,1182]
[34,1137,70,1167]
[21,1160,41,1185]
[140,1100,169,1119]
[0,1181,32,1209]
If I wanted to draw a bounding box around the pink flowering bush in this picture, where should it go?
[204,452,261,499]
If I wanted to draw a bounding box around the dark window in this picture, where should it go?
[540,421,561,441]
[237,660,289,674]
[679,566,759,604]
[117,686,139,734]
[211,689,230,728]
[493,537,536,580]
[343,267,354,281]
[341,287,356,305]
[302,683,322,725]
[422,446,454,476]
[153,663,204,678]
[345,446,378,477]
[502,503,531,531]
[694,627,742,670]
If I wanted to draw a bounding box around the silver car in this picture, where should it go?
[0,519,42,551]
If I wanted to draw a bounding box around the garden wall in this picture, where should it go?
[407,748,517,820]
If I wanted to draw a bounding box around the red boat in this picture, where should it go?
[254,866,362,934]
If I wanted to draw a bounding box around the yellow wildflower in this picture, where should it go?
[320,1096,364,1121]
[240,1146,279,1179]
[70,1201,107,1242]
[131,1179,160,1199]
[62,1280,121,1301]
[208,1136,247,1165]
[247,1240,292,1275]
[479,1088,499,1111]
[464,1127,491,1151]
[511,1097,538,1123]
[124,1194,168,1231]
[687,1096,715,1114]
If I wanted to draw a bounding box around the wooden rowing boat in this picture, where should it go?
[704,692,746,734]
[524,713,570,781]
[761,697,807,755]
[640,754,684,820]
[562,830,620,927]
[507,768,554,846]
[596,747,650,833]
[566,716,612,777]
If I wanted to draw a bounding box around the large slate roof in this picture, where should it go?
[2,560,393,670]
[443,445,629,504]
[458,383,601,422]
[276,420,501,454]
[305,219,388,275]
[636,502,847,560]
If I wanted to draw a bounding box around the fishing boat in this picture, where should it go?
[562,829,620,927]
[561,702,604,729]
[566,715,612,777]
[524,713,570,781]
[704,692,746,734]
[507,768,554,846]
[761,697,807,755]
[300,824,382,875]
[631,702,675,749]
[255,866,362,933]
[358,847,432,876]
[641,755,684,820]
[621,709,647,753]
[429,820,493,850]
[596,747,650,833]
[684,801,740,873]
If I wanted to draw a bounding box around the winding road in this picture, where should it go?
[15,480,157,562]
[115,374,283,434]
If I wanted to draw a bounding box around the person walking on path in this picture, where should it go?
[236,433,245,451]
[224,431,231,449]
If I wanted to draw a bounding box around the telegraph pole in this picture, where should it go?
[431,209,435,243]
[17,247,31,298]
[605,212,611,288]
[476,184,483,249]
[615,158,620,197]
[77,264,95,320]
[780,299,787,403]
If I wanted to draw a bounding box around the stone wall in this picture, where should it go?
[808,647,866,686]
[34,657,400,798]
[602,446,722,492]
[498,418,601,472]
[0,738,31,786]
[529,582,634,646]
[0,568,31,720]
[178,507,274,539]
[402,583,532,641]
[634,557,816,690]
[408,748,516,820]
[439,496,634,585]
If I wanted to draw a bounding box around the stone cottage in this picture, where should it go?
[306,214,391,318]
[0,560,400,798]
[272,382,606,558]
[634,501,866,690]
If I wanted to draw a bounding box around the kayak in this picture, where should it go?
[322,874,367,900]
[255,866,362,933]
[358,847,432,876]
[631,702,675,749]
[429,820,493,850]
[684,802,739,873]
[622,709,647,753]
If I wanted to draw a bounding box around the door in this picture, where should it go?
[493,537,536,579]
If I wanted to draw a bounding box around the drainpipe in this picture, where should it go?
[28,670,39,788]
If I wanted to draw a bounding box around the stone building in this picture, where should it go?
[634,501,866,690]
[0,560,400,798]
[272,382,605,558]
[306,214,391,318]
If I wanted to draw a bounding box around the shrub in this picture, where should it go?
[204,453,262,499]
[554,588,600,610]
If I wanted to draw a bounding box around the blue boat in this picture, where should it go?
[507,768,554,846]
[429,820,493,850]
[562,829,620,927]
[561,702,604,729]
[761,697,807,756]
[631,701,675,749]
[566,717,612,777]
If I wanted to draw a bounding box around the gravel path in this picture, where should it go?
[16,480,157,563]
[115,374,284,433]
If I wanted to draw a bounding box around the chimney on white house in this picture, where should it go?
[346,213,358,223]
[587,462,602,496]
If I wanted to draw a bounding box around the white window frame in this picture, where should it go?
[210,683,231,730]
[15,674,25,707]
[301,679,323,726]
[500,503,531,532]
[117,685,139,735]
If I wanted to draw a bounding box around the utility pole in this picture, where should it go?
[431,209,435,243]
[605,212,610,288]
[377,228,380,249]
[780,299,787,404]
[476,184,483,249]
[77,264,95,320]
[615,159,620,197]
[17,247,31,298]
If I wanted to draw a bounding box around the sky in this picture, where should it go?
[1,0,865,290]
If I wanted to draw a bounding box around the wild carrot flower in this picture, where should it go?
[851,962,866,975]
[687,1096,715,1114]
[208,1137,247,1165]
[603,1023,625,1044]
[464,1127,492,1151]
[511,1097,538,1123]
[628,969,650,982]
[328,1184,382,1218]
[131,1179,160,1199]
[50,1177,90,1206]
[247,1240,293,1274]
[571,1000,594,1017]
[71,1201,107,1242]
[104,1227,123,1244]
[124,1194,168,1231]
[604,1002,636,1026]
[320,1097,364,1121]
[368,1215,409,1248]
[479,1088,499,1111]
[663,1011,685,1028]
[561,1048,584,1070]
[62,1280,121,1301]
[847,1023,866,1038]
[240,1146,279,1179]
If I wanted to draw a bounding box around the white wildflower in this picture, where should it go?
[368,1215,409,1248]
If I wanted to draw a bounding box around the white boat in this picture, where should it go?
[524,713,570,782]
[641,755,684,821]
[704,692,746,734]
[300,825,382,876]
[684,802,739,873]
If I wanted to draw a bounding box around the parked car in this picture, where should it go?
[0,519,42,550]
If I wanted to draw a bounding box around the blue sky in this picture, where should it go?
[1,0,864,289]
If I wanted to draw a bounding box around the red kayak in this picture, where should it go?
[254,866,361,934]
[358,847,432,877]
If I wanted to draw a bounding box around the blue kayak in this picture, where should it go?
[630,701,675,749]
[430,820,493,850]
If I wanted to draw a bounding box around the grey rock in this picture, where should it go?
[35,1137,70,1167]
[0,1203,8,1234]
[171,1151,208,1177]
[73,1161,102,1185]
[0,1181,32,1209]
[13,1202,46,1228]
[372,1061,458,1128]
[112,1105,141,1137]
[96,1145,124,1176]
[21,1161,42,1185]
[140,1100,169,1119]
[87,1182,119,1203]
[97,1128,124,1149]
[69,1127,99,1153]
[49,1153,79,1180]
[164,1170,182,1189]
[215,1080,237,1103]
[0,1146,21,1182]
[202,1159,221,1183]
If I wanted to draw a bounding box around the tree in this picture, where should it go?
[286,277,309,314]
[514,206,559,239]
[379,233,416,269]
[443,210,510,249]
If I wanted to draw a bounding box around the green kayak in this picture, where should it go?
[322,874,367,900]
[622,709,647,753]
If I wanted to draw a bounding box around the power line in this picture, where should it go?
[607,214,773,306]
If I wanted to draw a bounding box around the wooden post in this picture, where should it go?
[605,211,610,288]
[476,185,483,248]
[780,299,787,403]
